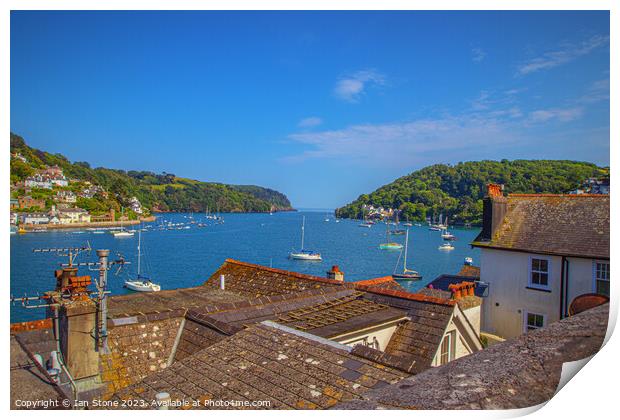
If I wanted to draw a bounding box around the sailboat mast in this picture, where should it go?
[137,229,141,275]
[403,229,409,271]
[301,216,305,250]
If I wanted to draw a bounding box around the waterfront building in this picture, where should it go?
[10,198,18,209]
[57,207,91,224]
[471,184,609,339]
[19,212,50,225]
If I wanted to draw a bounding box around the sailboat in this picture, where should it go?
[379,222,404,250]
[289,216,322,261]
[441,229,457,241]
[393,229,422,280]
[112,208,134,238]
[359,208,373,228]
[124,230,161,292]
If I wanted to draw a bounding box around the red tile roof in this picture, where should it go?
[355,284,456,307]
[10,318,53,333]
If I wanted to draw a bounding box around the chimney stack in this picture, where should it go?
[480,183,508,241]
[326,265,344,282]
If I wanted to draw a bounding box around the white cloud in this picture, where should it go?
[517,35,609,75]
[528,107,583,123]
[579,78,610,104]
[472,47,486,62]
[298,117,323,128]
[284,113,522,166]
[334,69,385,102]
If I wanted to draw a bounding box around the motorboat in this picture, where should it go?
[438,243,455,251]
[441,231,457,241]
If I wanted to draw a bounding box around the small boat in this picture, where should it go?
[379,222,403,250]
[389,229,406,235]
[403,222,413,227]
[112,207,134,237]
[124,230,161,292]
[92,231,105,234]
[464,256,474,266]
[18,227,27,234]
[359,222,372,228]
[393,229,422,280]
[441,230,457,241]
[289,216,322,261]
[438,243,455,251]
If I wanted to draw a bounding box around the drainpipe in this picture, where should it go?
[559,257,565,319]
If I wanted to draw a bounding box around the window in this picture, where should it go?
[439,331,455,365]
[594,262,610,297]
[529,258,550,289]
[525,312,545,332]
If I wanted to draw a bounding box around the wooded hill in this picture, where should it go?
[10,132,293,215]
[335,160,607,226]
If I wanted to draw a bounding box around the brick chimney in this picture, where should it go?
[48,269,99,380]
[326,265,344,282]
[449,282,476,300]
[480,183,508,241]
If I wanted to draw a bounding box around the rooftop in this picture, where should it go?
[472,194,609,259]
[336,303,609,409]
[203,259,346,297]
[107,322,409,409]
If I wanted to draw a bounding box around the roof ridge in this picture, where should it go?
[352,275,395,286]
[509,193,609,198]
[223,258,344,285]
[355,284,456,306]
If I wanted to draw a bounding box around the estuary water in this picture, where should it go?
[10,210,480,322]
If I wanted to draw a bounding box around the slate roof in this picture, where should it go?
[472,194,609,259]
[108,322,408,409]
[457,264,480,278]
[203,259,346,297]
[106,285,248,318]
[420,274,487,300]
[10,335,62,409]
[336,303,609,410]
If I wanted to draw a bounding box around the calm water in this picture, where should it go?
[10,211,480,322]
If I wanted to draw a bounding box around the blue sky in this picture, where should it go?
[11,11,610,208]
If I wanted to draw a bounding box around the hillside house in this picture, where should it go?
[55,190,77,203]
[57,207,91,224]
[24,174,52,189]
[471,184,609,339]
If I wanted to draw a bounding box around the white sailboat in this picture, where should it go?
[393,229,421,280]
[112,208,134,238]
[124,230,161,292]
[289,216,322,261]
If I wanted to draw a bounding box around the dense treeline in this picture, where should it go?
[10,132,293,214]
[335,160,607,226]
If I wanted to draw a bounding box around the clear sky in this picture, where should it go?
[10,11,610,208]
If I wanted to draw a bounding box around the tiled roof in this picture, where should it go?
[106,285,248,318]
[337,303,609,410]
[472,194,609,259]
[457,264,480,278]
[353,276,406,291]
[421,274,487,299]
[186,289,407,342]
[203,259,346,297]
[108,322,408,409]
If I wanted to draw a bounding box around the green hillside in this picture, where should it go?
[10,132,293,215]
[335,160,607,226]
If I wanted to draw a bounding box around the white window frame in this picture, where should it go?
[528,256,551,291]
[523,311,546,333]
[439,330,456,365]
[592,260,610,296]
